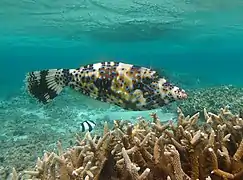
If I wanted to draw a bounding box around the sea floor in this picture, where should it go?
[0,89,176,178]
[1,83,243,179]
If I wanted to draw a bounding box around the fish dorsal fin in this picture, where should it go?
[118,63,160,82]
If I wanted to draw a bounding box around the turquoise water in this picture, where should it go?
[1,38,243,98]
[0,0,243,178]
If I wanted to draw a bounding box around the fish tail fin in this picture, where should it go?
[25,69,71,103]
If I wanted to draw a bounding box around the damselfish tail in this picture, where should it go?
[25,69,71,103]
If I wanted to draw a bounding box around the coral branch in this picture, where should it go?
[234,139,243,161]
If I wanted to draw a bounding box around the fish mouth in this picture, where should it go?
[179,90,187,99]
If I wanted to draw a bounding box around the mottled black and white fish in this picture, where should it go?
[80,120,96,132]
[25,61,187,111]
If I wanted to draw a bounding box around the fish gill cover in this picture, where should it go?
[0,0,243,179]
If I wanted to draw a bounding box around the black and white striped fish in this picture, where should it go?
[25,61,187,111]
[80,120,96,132]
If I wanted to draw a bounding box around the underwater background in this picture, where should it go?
[0,0,243,179]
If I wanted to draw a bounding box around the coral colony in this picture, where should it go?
[10,107,243,180]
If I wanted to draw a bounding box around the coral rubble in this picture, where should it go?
[10,107,243,180]
[173,85,243,116]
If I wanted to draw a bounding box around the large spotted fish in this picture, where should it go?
[25,62,187,110]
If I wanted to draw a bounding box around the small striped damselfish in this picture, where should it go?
[80,120,96,132]
[25,61,187,111]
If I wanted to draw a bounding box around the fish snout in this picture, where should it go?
[179,90,187,99]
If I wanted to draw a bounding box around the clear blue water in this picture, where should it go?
[1,37,243,98]
[0,0,243,177]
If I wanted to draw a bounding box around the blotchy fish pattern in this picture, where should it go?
[26,61,187,111]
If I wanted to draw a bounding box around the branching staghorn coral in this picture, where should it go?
[10,107,243,180]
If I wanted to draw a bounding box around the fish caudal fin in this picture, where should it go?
[25,69,70,103]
